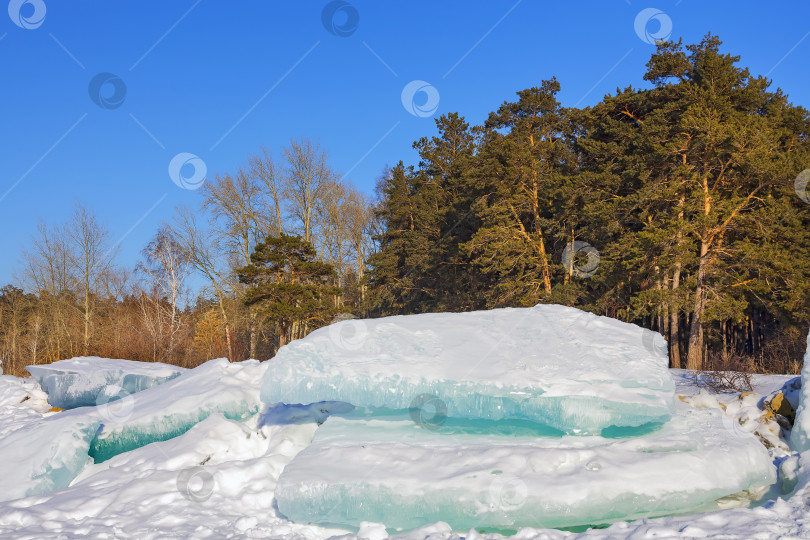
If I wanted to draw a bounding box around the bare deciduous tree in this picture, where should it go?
[283,138,331,243]
[249,146,285,236]
[201,170,271,358]
[20,221,72,295]
[66,206,118,356]
[170,206,236,361]
[138,227,191,362]
[346,188,376,309]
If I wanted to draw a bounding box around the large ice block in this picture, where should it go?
[27,357,185,410]
[790,330,810,452]
[274,408,776,532]
[261,304,675,433]
[65,359,266,463]
[0,415,100,502]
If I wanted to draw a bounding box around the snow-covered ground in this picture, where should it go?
[1,306,809,539]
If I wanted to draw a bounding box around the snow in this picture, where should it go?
[0,375,51,438]
[26,356,185,410]
[261,305,675,434]
[274,404,775,532]
[0,413,344,539]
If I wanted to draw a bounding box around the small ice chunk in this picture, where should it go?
[261,305,675,434]
[27,357,185,410]
[0,414,100,502]
[274,408,775,532]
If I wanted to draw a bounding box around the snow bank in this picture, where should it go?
[261,305,675,434]
[0,414,344,539]
[27,356,185,410]
[274,405,775,532]
[0,375,51,438]
[60,358,266,463]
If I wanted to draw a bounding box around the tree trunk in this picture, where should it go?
[669,265,682,369]
[217,298,233,361]
[83,287,90,356]
[686,245,709,370]
[687,172,713,371]
[669,189,685,369]
[249,312,258,359]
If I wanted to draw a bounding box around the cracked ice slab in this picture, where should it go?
[274,407,776,532]
[53,358,266,463]
[261,304,675,434]
[0,414,101,502]
[27,357,185,410]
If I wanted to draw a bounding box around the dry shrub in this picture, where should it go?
[692,369,754,393]
[694,352,754,392]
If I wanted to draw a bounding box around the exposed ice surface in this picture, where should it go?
[27,356,185,410]
[0,414,100,502]
[274,402,776,532]
[259,401,356,427]
[261,304,675,434]
[60,358,267,463]
[791,330,810,453]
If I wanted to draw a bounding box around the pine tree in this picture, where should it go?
[412,113,480,311]
[464,78,573,307]
[237,234,340,350]
[365,36,810,372]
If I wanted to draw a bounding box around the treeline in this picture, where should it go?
[2,35,809,377]
[366,36,810,373]
[0,139,374,377]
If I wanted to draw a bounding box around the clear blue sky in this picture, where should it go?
[1,1,808,286]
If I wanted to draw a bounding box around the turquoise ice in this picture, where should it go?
[0,415,100,502]
[261,304,675,434]
[274,408,776,532]
[790,330,810,452]
[56,359,266,463]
